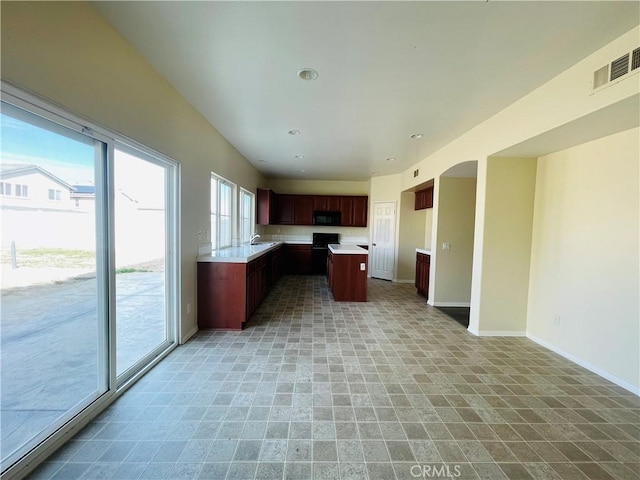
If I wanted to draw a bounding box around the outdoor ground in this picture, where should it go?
[0,259,166,465]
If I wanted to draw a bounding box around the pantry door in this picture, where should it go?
[371,201,396,280]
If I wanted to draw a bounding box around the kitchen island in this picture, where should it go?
[327,243,368,301]
[197,242,283,330]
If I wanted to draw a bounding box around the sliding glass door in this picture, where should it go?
[0,103,109,470]
[0,88,179,476]
[114,147,173,380]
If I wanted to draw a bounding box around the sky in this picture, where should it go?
[1,109,166,206]
[1,112,96,185]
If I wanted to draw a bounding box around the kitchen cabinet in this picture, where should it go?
[197,246,283,330]
[261,190,368,226]
[275,194,295,224]
[415,252,430,299]
[338,195,368,227]
[294,195,314,225]
[327,246,368,301]
[283,244,312,274]
[340,196,353,226]
[350,196,368,227]
[313,195,327,211]
[326,196,341,211]
[257,188,276,225]
[415,186,434,210]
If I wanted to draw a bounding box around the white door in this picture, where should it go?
[371,201,396,280]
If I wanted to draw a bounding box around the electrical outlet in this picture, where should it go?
[187,302,192,314]
[554,315,561,326]
[360,263,366,271]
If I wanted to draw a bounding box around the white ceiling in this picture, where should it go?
[92,1,639,181]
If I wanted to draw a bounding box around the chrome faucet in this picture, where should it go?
[250,233,261,245]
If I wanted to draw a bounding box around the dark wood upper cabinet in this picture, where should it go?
[326,196,341,211]
[313,195,327,211]
[415,186,434,210]
[257,188,276,225]
[294,195,314,225]
[274,194,294,224]
[260,190,369,226]
[340,196,354,226]
[351,196,368,227]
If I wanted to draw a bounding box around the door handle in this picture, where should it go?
[372,243,376,246]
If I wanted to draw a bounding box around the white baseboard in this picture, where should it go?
[468,328,526,337]
[527,333,640,395]
[432,301,471,307]
[181,326,198,344]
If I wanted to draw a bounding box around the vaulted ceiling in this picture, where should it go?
[93,1,639,180]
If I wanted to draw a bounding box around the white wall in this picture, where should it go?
[432,177,477,306]
[526,128,639,392]
[396,192,426,282]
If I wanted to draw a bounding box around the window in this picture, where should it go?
[15,184,28,197]
[239,189,254,244]
[48,188,61,201]
[211,174,234,249]
[0,182,12,196]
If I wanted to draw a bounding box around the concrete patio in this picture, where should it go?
[0,271,166,465]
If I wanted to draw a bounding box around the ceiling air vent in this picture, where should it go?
[593,65,609,89]
[632,47,640,71]
[610,53,629,81]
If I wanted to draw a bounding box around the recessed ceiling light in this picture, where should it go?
[410,133,423,139]
[386,157,396,162]
[258,159,268,163]
[299,169,306,173]
[288,130,300,135]
[294,155,305,159]
[297,68,319,80]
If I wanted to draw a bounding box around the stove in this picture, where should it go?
[312,232,339,249]
[312,233,339,274]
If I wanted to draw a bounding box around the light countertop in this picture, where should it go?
[197,241,283,263]
[329,243,369,255]
[416,248,432,255]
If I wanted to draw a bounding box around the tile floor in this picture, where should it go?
[30,276,639,479]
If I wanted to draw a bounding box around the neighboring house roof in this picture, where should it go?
[71,185,95,197]
[0,163,75,191]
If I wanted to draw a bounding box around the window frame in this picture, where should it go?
[210,173,235,250]
[239,188,255,245]
[15,184,28,198]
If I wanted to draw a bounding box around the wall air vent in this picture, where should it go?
[610,53,629,81]
[632,47,640,71]
[593,65,609,89]
[592,47,640,91]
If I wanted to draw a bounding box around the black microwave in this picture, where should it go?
[313,210,341,226]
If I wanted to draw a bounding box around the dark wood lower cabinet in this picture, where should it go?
[197,246,283,330]
[327,251,367,301]
[283,244,312,274]
[415,252,430,299]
